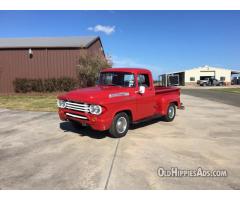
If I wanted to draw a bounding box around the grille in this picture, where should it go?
[65,101,90,113]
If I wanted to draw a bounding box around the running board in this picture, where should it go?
[132,114,162,125]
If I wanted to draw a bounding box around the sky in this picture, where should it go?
[0,10,240,79]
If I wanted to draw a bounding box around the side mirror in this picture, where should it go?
[139,86,145,94]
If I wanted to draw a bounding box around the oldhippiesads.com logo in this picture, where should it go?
[157,167,227,177]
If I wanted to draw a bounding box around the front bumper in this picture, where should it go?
[58,108,112,131]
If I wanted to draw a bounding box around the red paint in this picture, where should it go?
[58,68,181,131]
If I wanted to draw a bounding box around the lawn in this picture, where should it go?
[0,94,59,112]
[211,88,240,94]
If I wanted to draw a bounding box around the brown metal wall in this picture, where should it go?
[0,40,104,93]
[87,39,105,58]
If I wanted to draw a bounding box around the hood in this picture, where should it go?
[59,86,129,103]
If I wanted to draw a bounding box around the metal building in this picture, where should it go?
[0,36,105,93]
[159,65,240,86]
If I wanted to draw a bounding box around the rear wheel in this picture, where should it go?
[163,103,176,122]
[109,112,129,138]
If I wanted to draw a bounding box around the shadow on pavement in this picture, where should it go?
[60,117,164,139]
[59,121,109,139]
[130,117,163,130]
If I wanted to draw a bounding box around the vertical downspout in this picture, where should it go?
[165,74,168,86]
[46,48,48,78]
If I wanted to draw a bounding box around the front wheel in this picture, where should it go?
[163,103,176,122]
[109,112,129,138]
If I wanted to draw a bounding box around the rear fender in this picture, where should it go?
[157,96,180,116]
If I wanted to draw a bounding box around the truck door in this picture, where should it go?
[135,73,155,120]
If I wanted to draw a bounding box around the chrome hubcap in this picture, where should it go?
[168,106,175,119]
[116,117,127,134]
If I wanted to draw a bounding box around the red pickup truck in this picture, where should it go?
[57,68,181,138]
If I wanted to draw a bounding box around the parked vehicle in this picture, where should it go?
[199,77,224,86]
[57,68,182,138]
[232,77,240,85]
[198,78,209,86]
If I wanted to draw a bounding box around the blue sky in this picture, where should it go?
[0,11,240,79]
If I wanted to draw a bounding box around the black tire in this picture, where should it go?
[203,83,207,87]
[163,103,176,122]
[109,112,129,138]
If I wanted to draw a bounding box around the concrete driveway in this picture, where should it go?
[0,95,240,189]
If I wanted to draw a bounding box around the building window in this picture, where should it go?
[220,77,225,81]
[190,77,195,81]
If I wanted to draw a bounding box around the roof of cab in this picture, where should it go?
[101,68,151,74]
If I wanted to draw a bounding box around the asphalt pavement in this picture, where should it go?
[182,89,240,107]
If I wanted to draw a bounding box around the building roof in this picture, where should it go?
[161,65,238,75]
[0,36,100,49]
[185,65,233,72]
[231,70,240,74]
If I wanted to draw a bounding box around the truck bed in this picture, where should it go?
[155,86,180,94]
[154,86,181,113]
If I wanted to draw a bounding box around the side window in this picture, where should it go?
[220,77,225,81]
[138,74,150,87]
[190,77,195,81]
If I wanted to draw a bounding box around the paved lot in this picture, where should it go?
[182,89,240,107]
[0,94,240,189]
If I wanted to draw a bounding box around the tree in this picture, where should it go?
[76,54,112,87]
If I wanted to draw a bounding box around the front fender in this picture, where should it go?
[104,100,136,122]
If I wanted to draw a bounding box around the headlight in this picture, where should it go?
[89,105,102,115]
[57,99,66,108]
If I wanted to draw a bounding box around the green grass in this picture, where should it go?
[0,94,59,112]
[211,88,240,94]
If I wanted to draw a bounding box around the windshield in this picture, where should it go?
[99,72,135,87]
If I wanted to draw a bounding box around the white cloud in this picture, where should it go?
[87,25,115,35]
